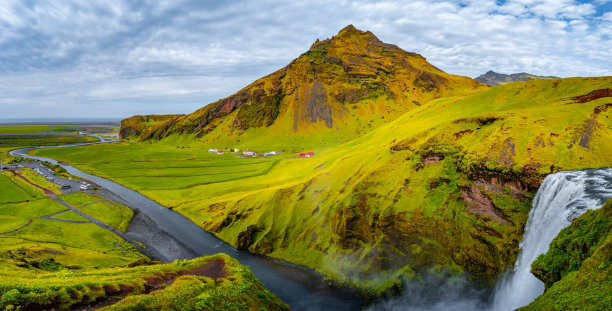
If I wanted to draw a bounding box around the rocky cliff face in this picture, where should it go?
[126,25,480,144]
[119,114,183,139]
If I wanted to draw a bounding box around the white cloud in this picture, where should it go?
[0,0,610,119]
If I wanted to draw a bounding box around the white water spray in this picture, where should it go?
[492,168,612,311]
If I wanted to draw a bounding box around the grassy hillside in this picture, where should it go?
[119,114,184,139]
[520,198,612,311]
[35,76,612,294]
[0,253,288,311]
[132,25,482,150]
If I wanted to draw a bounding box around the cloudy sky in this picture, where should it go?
[1,0,611,120]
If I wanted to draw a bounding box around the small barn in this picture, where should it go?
[300,152,314,158]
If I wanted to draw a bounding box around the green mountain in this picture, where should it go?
[475,70,559,86]
[106,26,611,294]
[129,25,481,148]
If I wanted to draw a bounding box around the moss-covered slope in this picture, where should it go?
[119,114,184,139]
[0,254,288,311]
[129,25,481,149]
[520,198,612,310]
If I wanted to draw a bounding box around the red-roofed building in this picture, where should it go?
[300,152,314,158]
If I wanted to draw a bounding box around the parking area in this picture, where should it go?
[5,160,95,194]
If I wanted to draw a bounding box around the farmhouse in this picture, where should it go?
[208,148,218,153]
[217,150,224,154]
[243,150,256,156]
[299,152,314,158]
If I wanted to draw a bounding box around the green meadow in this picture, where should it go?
[59,192,134,232]
[0,124,72,134]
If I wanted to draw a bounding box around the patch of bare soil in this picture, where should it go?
[571,88,612,103]
[77,257,227,310]
[461,184,512,225]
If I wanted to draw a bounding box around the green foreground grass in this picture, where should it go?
[0,253,289,311]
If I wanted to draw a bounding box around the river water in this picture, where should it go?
[10,137,364,311]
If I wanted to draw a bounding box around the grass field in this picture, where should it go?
[0,198,66,233]
[0,133,100,147]
[0,172,42,203]
[51,210,90,222]
[0,124,72,134]
[35,144,279,191]
[60,192,134,232]
[58,192,102,207]
[32,77,612,292]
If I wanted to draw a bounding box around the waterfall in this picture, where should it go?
[492,167,612,311]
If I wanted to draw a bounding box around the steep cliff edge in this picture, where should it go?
[520,198,611,310]
[119,114,183,139]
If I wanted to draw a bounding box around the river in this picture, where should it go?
[10,136,364,311]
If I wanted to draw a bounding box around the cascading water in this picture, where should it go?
[492,167,612,311]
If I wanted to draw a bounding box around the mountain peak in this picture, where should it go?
[310,25,381,50]
[335,24,379,41]
[133,25,480,142]
[337,24,360,37]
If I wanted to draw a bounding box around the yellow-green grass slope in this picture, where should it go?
[520,198,612,311]
[0,253,288,311]
[34,77,612,294]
